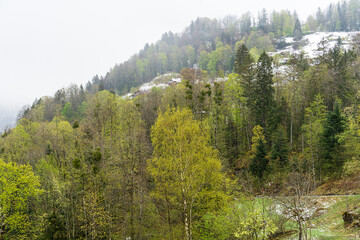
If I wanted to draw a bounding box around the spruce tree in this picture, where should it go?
[234,44,255,114]
[234,44,254,76]
[270,128,289,169]
[320,103,346,176]
[293,18,303,41]
[253,52,275,134]
[250,139,268,179]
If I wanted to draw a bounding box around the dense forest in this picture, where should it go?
[86,0,360,96]
[1,0,360,239]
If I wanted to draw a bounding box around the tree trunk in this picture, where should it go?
[290,97,294,151]
[298,216,303,240]
[184,199,190,240]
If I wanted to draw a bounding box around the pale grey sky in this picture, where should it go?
[0,0,334,117]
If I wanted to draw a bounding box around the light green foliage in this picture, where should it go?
[305,95,327,121]
[246,32,275,57]
[77,101,88,120]
[158,52,168,74]
[224,72,253,155]
[340,106,360,172]
[198,51,210,70]
[251,125,267,155]
[148,107,226,239]
[195,197,277,240]
[224,73,245,125]
[194,204,241,240]
[198,41,233,76]
[136,59,146,81]
[78,190,107,239]
[303,95,327,176]
[249,47,260,61]
[257,35,275,52]
[61,102,73,121]
[4,7,360,238]
[105,100,150,238]
[85,90,121,149]
[0,159,41,239]
[234,207,277,239]
[304,15,319,32]
[246,31,259,50]
[1,119,39,164]
[46,117,75,165]
[28,103,45,122]
[234,198,277,240]
[161,83,188,110]
[185,45,196,66]
[271,10,294,36]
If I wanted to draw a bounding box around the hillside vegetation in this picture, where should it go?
[1,0,360,239]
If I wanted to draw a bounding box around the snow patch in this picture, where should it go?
[171,78,182,83]
[271,31,360,58]
[139,82,168,91]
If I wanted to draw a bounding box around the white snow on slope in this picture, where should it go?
[139,82,168,91]
[272,31,360,58]
[121,73,181,99]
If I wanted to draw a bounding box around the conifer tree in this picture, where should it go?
[234,44,254,76]
[320,102,346,176]
[253,52,275,134]
[293,18,303,41]
[234,44,255,107]
[250,139,268,179]
[270,128,289,169]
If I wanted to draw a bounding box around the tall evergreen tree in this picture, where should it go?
[253,52,275,134]
[293,18,303,41]
[250,139,268,179]
[258,8,269,33]
[234,44,254,76]
[320,102,346,177]
[234,44,255,111]
[270,128,289,169]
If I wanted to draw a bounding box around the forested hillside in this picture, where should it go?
[86,0,360,96]
[1,0,360,239]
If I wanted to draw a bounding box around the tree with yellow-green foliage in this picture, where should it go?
[234,205,277,239]
[148,107,226,240]
[0,159,41,239]
[250,125,267,155]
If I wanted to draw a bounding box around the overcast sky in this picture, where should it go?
[0,0,335,116]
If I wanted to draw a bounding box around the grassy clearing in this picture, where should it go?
[307,195,360,239]
[259,195,360,239]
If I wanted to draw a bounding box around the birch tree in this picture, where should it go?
[148,107,225,240]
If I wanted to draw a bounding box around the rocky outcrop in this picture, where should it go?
[343,209,360,227]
